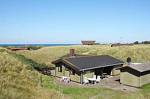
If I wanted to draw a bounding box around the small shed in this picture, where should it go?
[111,43,134,47]
[120,63,150,87]
[8,48,28,51]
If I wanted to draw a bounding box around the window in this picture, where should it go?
[58,66,62,72]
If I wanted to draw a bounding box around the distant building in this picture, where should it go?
[81,41,96,45]
[120,63,150,87]
[111,43,134,47]
[8,48,29,51]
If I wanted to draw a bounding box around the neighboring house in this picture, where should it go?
[120,63,150,87]
[51,49,124,84]
[8,48,29,51]
[81,41,96,45]
[111,43,134,47]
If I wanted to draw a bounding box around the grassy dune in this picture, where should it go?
[1,45,150,99]
[0,49,64,99]
[0,48,129,99]
[18,45,150,66]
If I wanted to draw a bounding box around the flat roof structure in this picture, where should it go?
[120,63,150,87]
[127,63,150,72]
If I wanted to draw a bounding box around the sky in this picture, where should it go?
[0,0,150,44]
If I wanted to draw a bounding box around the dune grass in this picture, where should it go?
[18,45,150,66]
[0,51,38,99]
[15,45,150,99]
[0,49,63,99]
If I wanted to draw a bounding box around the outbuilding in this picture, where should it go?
[81,41,96,45]
[120,63,150,87]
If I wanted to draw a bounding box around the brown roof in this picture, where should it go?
[81,41,96,45]
[111,43,134,47]
[8,48,28,51]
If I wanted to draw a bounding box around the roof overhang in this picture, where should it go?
[52,59,124,72]
[52,55,124,73]
[52,59,81,73]
[79,63,124,72]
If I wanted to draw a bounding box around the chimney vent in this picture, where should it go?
[127,57,131,65]
[70,49,75,56]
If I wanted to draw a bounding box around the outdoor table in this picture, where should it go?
[87,78,96,84]
[61,76,70,83]
[101,73,107,79]
[62,76,68,80]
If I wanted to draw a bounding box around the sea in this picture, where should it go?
[0,44,79,47]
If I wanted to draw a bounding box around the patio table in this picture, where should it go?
[87,78,96,84]
[61,76,70,83]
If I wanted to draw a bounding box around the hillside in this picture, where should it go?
[18,45,150,66]
[1,45,150,99]
[0,49,63,99]
[0,48,128,99]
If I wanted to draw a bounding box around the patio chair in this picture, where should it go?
[96,76,101,83]
[61,76,70,83]
[83,77,89,85]
[65,77,70,83]
[60,76,65,82]
[93,75,97,79]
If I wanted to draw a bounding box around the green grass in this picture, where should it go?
[0,49,62,99]
[9,52,48,69]
[62,87,104,99]
[0,51,38,99]
[141,84,150,99]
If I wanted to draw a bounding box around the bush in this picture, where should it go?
[27,46,42,50]
[9,52,48,69]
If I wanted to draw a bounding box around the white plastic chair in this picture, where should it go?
[93,75,96,79]
[60,76,65,82]
[65,77,70,83]
[96,76,101,83]
[61,76,70,83]
[83,77,89,85]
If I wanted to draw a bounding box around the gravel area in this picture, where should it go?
[98,76,139,92]
[55,76,139,92]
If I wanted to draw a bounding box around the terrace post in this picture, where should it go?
[80,71,84,84]
[55,66,56,77]
[63,66,65,76]
[101,68,104,76]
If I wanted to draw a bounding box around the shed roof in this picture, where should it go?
[52,55,124,72]
[128,63,150,72]
[81,41,96,45]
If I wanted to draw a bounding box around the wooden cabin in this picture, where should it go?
[81,41,96,45]
[111,43,134,47]
[51,49,124,84]
[8,48,29,51]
